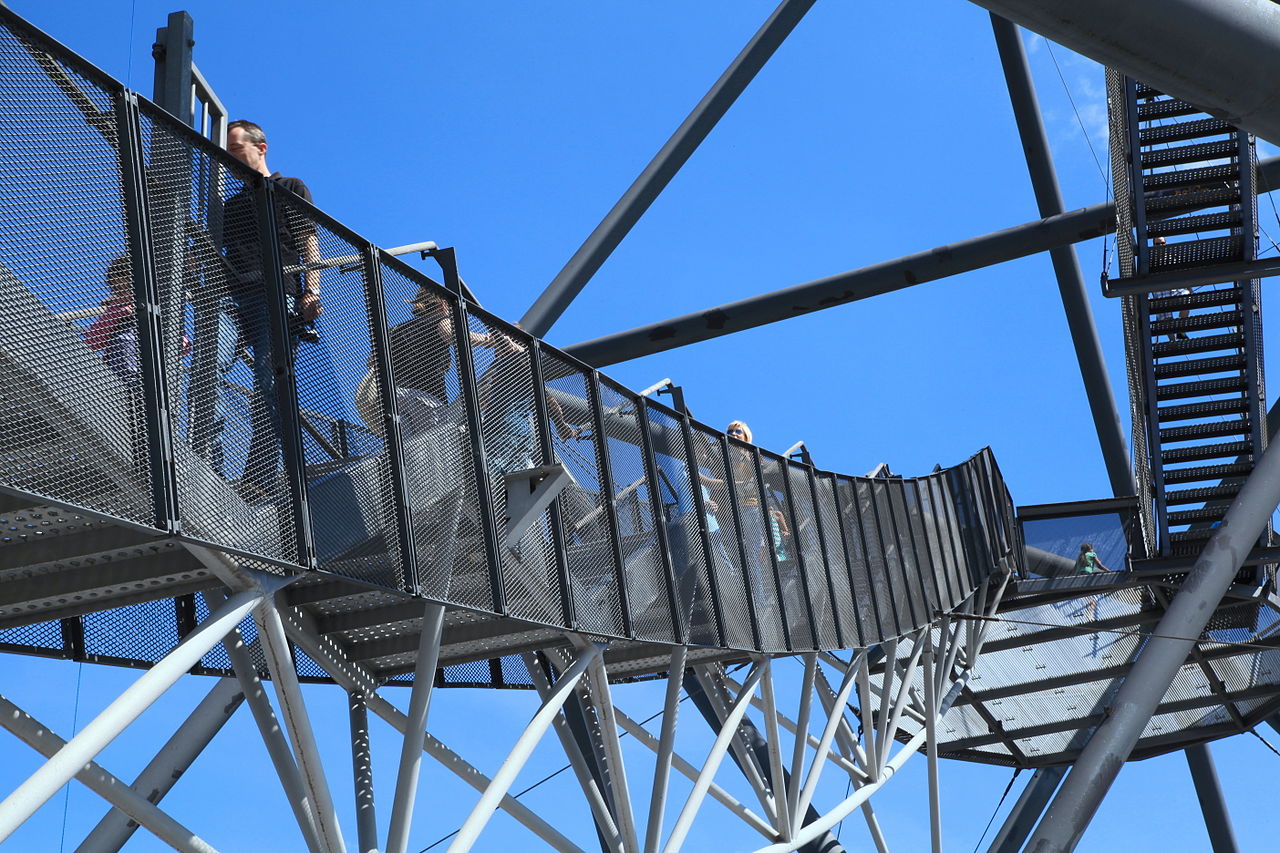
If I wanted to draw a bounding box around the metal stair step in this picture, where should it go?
[1162,440,1253,462]
[1153,356,1245,379]
[1143,164,1238,192]
[1150,310,1243,335]
[1167,506,1230,525]
[1171,528,1215,545]
[1147,212,1241,238]
[1141,140,1239,169]
[1155,377,1248,400]
[1137,98,1203,120]
[1145,187,1241,215]
[1148,288,1241,314]
[1159,419,1250,443]
[1165,484,1243,505]
[1140,117,1235,145]
[1149,236,1242,269]
[1156,398,1249,422]
[1162,462,1254,483]
[1151,332,1243,357]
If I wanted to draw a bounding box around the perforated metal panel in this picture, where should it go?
[378,263,491,610]
[138,102,301,567]
[727,438,787,651]
[596,379,677,644]
[760,451,813,649]
[0,26,152,527]
[645,403,718,646]
[540,351,624,637]
[467,306,563,626]
[786,462,839,649]
[690,424,753,650]
[273,193,407,590]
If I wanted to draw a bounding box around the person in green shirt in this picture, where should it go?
[1075,542,1110,574]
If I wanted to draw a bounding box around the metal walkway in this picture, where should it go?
[3,6,1280,852]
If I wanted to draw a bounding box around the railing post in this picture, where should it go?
[115,89,180,534]
[527,339,577,629]
[254,178,316,569]
[636,397,686,643]
[587,370,634,637]
[450,299,506,614]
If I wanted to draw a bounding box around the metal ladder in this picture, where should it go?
[1108,73,1270,561]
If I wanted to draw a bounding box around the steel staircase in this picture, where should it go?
[1108,74,1271,561]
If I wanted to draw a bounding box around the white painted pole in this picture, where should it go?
[445,643,602,853]
[0,587,264,843]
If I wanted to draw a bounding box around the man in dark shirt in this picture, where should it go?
[212,119,321,498]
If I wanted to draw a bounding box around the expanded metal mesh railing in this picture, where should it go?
[0,7,1020,667]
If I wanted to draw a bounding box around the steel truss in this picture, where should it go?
[0,565,1005,852]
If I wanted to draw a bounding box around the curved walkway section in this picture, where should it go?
[0,8,1020,665]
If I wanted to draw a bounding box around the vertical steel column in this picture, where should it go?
[152,11,194,127]
[365,247,420,593]
[78,677,243,852]
[348,693,379,853]
[386,602,447,853]
[520,0,818,337]
[254,179,317,568]
[451,300,506,613]
[987,767,1065,853]
[114,90,180,533]
[989,14,1136,499]
[1027,436,1280,851]
[1184,743,1241,853]
[643,647,688,853]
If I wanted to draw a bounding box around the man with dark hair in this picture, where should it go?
[212,119,322,498]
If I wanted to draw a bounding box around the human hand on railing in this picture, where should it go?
[299,292,323,321]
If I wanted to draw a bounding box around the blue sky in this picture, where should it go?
[2,1,1278,850]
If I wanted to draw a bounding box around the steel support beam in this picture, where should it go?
[564,156,1280,367]
[520,0,818,337]
[967,0,1280,144]
[990,13,1134,499]
[77,677,244,853]
[254,600,347,853]
[987,767,1065,853]
[0,586,268,843]
[279,607,586,853]
[446,643,603,853]
[1184,743,1240,853]
[213,593,324,853]
[349,693,379,853]
[0,695,218,853]
[1026,437,1280,852]
[386,602,446,853]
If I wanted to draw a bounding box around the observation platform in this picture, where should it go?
[1,3,1278,781]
